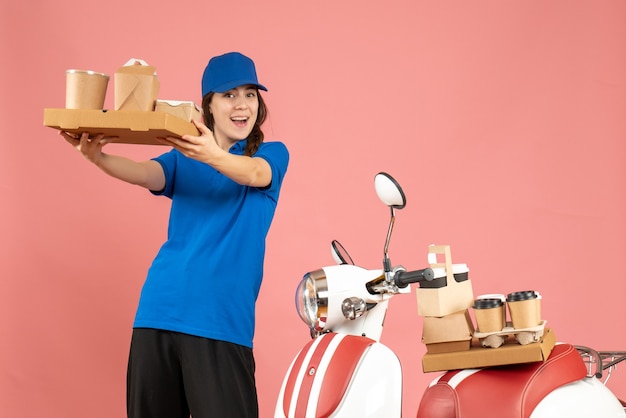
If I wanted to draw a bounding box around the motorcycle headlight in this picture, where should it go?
[295,269,328,332]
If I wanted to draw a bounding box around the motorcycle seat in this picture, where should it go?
[416,343,588,418]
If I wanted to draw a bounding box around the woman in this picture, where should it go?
[61,51,289,418]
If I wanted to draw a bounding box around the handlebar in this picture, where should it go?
[394,267,434,289]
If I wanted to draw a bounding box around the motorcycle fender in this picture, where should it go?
[275,332,402,418]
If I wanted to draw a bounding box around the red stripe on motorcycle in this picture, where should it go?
[294,333,338,417]
[316,335,376,416]
[282,336,321,417]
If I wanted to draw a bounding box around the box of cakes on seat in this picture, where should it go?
[422,309,475,354]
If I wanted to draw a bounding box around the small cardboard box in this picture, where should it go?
[43,108,199,145]
[416,245,474,317]
[155,100,203,122]
[421,327,556,373]
[114,59,160,111]
[422,310,475,354]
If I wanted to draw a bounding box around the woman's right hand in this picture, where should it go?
[60,131,111,166]
[58,131,163,190]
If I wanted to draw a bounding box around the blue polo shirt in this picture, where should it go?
[133,140,289,348]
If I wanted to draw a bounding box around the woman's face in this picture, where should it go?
[208,85,259,145]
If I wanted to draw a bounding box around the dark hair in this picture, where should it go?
[201,90,268,157]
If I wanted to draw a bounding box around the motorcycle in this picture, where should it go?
[274,172,626,417]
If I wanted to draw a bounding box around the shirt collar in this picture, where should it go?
[230,139,247,154]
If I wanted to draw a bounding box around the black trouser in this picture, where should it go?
[127,328,258,418]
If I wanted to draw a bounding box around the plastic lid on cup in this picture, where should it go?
[477,293,506,302]
[473,298,503,309]
[506,290,538,302]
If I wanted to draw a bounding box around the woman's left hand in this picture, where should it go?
[157,119,222,162]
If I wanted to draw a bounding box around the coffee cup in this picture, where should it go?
[473,297,505,333]
[506,290,541,329]
[65,69,109,109]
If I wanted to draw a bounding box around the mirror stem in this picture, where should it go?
[383,207,396,272]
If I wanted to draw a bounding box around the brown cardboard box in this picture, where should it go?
[426,340,471,354]
[114,59,160,111]
[422,310,475,354]
[43,108,199,145]
[417,280,474,317]
[421,327,556,373]
[416,245,474,317]
[155,100,203,122]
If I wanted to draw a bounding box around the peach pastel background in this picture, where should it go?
[1,0,625,416]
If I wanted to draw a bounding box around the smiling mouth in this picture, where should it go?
[231,116,248,127]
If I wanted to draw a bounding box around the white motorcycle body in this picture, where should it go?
[276,264,404,417]
[275,332,402,418]
[312,265,396,340]
[277,338,625,418]
[533,377,625,417]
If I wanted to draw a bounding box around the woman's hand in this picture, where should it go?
[58,131,164,190]
[157,119,270,187]
[157,119,223,163]
[60,131,111,166]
